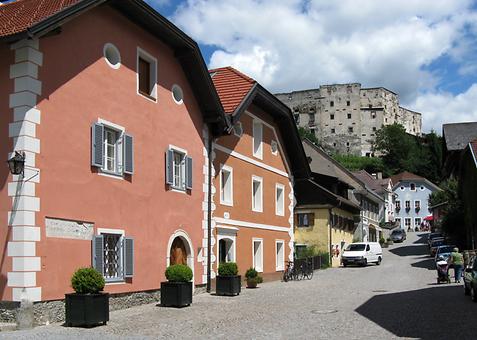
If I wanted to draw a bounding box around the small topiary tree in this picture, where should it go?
[71,268,105,294]
[218,262,238,276]
[165,264,193,282]
[245,267,258,279]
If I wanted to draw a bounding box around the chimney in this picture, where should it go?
[377,172,383,179]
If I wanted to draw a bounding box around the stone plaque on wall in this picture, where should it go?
[45,217,94,240]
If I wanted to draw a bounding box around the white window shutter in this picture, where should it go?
[91,123,104,168]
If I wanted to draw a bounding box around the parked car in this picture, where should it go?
[429,238,446,257]
[464,256,477,302]
[341,242,383,267]
[428,232,443,247]
[434,245,457,266]
[390,229,407,243]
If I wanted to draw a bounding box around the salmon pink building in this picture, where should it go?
[0,0,227,311]
[210,67,310,281]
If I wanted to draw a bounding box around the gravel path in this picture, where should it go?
[2,232,476,339]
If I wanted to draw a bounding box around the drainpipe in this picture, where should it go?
[206,133,212,293]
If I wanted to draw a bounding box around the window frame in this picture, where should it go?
[252,238,264,273]
[219,164,233,206]
[275,240,285,271]
[275,183,285,216]
[251,175,263,213]
[136,47,158,102]
[252,120,263,159]
[97,228,125,283]
[414,200,421,210]
[98,119,125,177]
[410,182,416,191]
[171,148,186,191]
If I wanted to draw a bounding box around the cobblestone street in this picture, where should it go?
[2,232,476,339]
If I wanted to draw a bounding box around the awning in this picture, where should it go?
[424,215,433,221]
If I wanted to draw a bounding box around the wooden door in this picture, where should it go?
[170,237,187,265]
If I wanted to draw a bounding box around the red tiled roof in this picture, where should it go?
[209,66,256,115]
[0,0,81,38]
[390,171,424,185]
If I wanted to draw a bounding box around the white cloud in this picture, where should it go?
[172,0,477,131]
[409,85,477,133]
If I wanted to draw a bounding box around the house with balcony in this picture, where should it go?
[210,67,310,281]
[0,0,227,319]
[391,172,440,231]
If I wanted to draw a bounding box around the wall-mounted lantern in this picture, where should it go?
[7,151,25,175]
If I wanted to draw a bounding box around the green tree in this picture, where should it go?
[373,124,442,183]
[332,154,387,176]
[298,127,320,146]
[428,179,465,247]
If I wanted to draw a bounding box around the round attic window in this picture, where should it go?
[172,84,184,105]
[103,43,121,69]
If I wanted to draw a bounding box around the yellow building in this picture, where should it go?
[294,179,360,267]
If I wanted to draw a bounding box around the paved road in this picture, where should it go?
[3,232,476,339]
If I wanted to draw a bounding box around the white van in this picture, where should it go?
[341,242,383,267]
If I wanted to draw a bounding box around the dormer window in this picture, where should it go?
[410,183,416,191]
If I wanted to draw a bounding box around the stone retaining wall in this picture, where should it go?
[0,285,207,326]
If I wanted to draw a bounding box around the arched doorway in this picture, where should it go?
[166,230,194,284]
[170,237,188,265]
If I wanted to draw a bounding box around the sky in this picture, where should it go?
[145,0,477,133]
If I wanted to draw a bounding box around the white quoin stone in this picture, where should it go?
[10,62,38,80]
[14,106,41,124]
[12,257,41,272]
[7,241,36,257]
[7,272,36,287]
[14,47,43,66]
[9,91,37,108]
[8,211,36,226]
[12,226,41,242]
[8,181,36,197]
[12,287,41,302]
[14,76,42,95]
[10,39,39,51]
[9,120,36,138]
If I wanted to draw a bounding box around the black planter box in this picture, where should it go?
[216,275,241,296]
[161,281,192,307]
[65,293,109,327]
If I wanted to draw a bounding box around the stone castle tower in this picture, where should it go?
[275,83,422,156]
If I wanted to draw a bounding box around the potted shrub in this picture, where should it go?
[65,267,108,327]
[161,264,193,307]
[216,262,241,296]
[245,267,263,288]
[380,237,388,248]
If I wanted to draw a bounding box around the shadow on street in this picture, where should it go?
[413,233,429,245]
[411,257,436,270]
[355,285,476,339]
[389,244,429,257]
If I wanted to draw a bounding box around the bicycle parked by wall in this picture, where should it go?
[283,258,314,282]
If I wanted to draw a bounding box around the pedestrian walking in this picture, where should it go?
[449,247,464,283]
